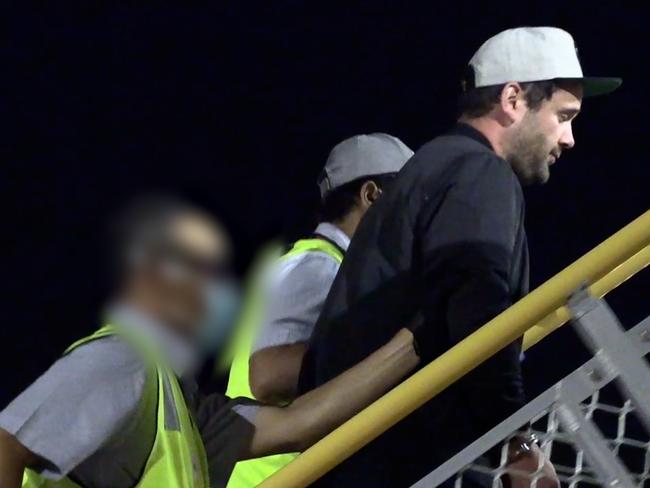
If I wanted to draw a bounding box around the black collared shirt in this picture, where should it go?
[300,124,529,487]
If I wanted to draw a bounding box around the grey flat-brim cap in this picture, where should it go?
[318,133,414,200]
[468,26,622,97]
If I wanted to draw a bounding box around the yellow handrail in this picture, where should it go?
[259,209,650,488]
[523,245,650,350]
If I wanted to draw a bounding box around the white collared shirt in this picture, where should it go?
[253,222,350,352]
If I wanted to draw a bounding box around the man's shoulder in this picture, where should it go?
[65,334,149,376]
[43,335,152,416]
[0,334,150,422]
[418,132,503,169]
[391,131,500,191]
[35,334,153,414]
[407,132,517,192]
[0,334,153,482]
[272,247,340,285]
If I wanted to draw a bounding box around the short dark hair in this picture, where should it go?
[319,173,397,223]
[458,79,564,119]
[110,194,201,281]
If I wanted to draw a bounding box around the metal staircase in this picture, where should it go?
[411,292,650,488]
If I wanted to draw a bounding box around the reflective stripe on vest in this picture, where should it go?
[22,325,210,488]
[225,237,344,488]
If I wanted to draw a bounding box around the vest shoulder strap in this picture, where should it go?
[283,236,344,263]
[63,324,119,355]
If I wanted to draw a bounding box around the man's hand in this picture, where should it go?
[507,443,559,488]
[0,427,38,488]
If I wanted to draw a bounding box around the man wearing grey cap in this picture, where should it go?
[225,133,414,487]
[300,27,621,487]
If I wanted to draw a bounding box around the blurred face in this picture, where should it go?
[148,213,233,338]
[505,83,583,185]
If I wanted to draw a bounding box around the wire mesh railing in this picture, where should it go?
[430,388,650,488]
[411,305,650,488]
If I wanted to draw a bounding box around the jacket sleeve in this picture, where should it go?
[415,152,526,435]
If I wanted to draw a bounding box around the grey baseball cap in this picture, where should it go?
[318,133,414,200]
[467,27,622,97]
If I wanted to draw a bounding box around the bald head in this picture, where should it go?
[113,195,230,281]
[165,211,231,270]
[112,195,232,337]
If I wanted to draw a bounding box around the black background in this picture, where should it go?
[2,2,648,409]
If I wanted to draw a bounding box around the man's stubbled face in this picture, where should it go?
[506,83,583,185]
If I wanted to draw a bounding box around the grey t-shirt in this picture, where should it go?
[0,312,258,488]
[253,222,350,353]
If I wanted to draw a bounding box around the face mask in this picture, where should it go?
[196,279,241,355]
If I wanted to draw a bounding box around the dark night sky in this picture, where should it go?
[2,2,648,408]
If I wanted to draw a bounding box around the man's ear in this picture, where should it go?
[359,180,381,208]
[499,82,525,125]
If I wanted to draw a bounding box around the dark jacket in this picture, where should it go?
[299,124,529,487]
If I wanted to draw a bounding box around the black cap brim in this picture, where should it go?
[580,77,623,97]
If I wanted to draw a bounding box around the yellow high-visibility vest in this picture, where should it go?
[226,237,344,488]
[22,324,210,488]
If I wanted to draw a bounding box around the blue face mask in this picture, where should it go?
[196,279,241,355]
